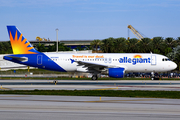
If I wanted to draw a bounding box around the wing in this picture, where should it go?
[70,59,118,72]
[76,61,107,68]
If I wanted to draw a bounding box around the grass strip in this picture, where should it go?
[0,90,180,99]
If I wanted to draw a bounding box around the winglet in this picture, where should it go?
[7,26,39,54]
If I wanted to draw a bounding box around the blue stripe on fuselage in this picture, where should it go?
[3,53,66,72]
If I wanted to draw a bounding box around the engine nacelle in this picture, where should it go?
[103,68,125,78]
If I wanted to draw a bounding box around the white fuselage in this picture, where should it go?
[43,53,177,73]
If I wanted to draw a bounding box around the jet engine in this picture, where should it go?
[101,68,125,78]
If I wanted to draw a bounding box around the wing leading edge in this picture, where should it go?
[70,58,124,72]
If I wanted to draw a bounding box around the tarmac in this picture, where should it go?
[0,80,180,120]
[0,95,180,120]
[0,80,180,91]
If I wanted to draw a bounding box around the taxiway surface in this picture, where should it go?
[0,80,180,91]
[0,95,180,120]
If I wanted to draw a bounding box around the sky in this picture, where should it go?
[0,0,180,41]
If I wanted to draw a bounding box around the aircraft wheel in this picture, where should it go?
[91,75,98,80]
[53,80,58,83]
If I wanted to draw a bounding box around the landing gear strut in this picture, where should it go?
[151,72,154,80]
[91,75,98,80]
[151,72,160,80]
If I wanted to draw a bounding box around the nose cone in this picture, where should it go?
[172,62,177,70]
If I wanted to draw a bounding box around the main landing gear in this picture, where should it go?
[91,75,98,80]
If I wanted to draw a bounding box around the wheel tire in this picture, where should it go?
[91,75,98,80]
[53,80,58,83]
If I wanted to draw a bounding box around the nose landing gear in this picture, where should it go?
[151,72,154,80]
[151,72,160,80]
[91,75,98,80]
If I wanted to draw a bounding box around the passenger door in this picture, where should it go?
[151,55,156,65]
[37,55,43,65]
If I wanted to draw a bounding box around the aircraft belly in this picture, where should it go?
[125,63,144,72]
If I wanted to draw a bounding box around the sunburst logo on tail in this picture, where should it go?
[7,26,38,54]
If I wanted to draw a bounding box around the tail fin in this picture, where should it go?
[7,26,39,54]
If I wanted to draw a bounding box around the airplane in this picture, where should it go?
[3,26,177,80]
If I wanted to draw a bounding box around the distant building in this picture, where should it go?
[30,40,94,49]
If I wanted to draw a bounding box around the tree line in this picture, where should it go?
[0,41,12,54]
[0,42,71,54]
[91,37,180,54]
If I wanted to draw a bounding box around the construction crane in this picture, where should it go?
[127,25,144,40]
[36,37,51,41]
[36,36,43,41]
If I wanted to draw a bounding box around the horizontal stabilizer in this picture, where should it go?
[3,56,28,62]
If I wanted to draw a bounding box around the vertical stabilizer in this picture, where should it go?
[7,26,39,54]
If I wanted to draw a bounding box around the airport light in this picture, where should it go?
[56,28,59,52]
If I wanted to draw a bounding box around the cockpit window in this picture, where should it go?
[162,58,170,61]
